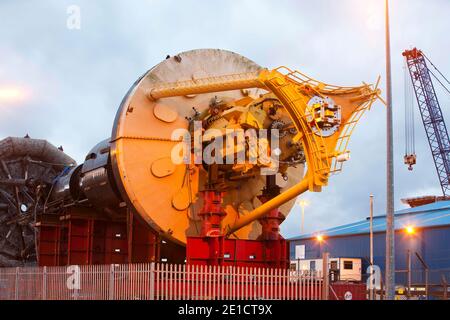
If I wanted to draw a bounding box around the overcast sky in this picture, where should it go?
[1,0,449,238]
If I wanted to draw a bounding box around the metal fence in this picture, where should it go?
[359,268,450,300]
[394,269,450,300]
[0,263,324,300]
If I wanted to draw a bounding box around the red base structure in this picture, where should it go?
[36,183,288,269]
[186,237,289,268]
[187,180,289,269]
[35,206,185,266]
[36,203,288,268]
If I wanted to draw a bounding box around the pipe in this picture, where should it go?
[225,173,311,236]
[147,71,264,100]
[0,137,76,169]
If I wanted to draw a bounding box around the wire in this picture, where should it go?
[428,68,450,96]
[423,53,450,86]
[404,63,408,155]
[422,52,450,97]
[404,61,416,156]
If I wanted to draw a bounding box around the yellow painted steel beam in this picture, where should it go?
[225,172,312,236]
[258,70,330,190]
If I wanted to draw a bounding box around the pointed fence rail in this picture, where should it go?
[0,263,324,300]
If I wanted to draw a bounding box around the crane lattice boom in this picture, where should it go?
[403,48,450,196]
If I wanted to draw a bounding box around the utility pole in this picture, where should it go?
[385,0,396,300]
[369,194,374,300]
[407,249,412,299]
[322,252,330,300]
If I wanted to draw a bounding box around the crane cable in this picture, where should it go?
[423,53,450,97]
[428,68,450,96]
[404,60,415,157]
[423,53,450,86]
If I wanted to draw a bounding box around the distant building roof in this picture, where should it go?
[401,195,450,207]
[289,200,450,241]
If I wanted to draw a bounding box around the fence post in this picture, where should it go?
[42,266,47,300]
[149,262,155,300]
[407,250,411,300]
[442,275,448,300]
[415,252,430,300]
[109,264,115,300]
[322,252,329,300]
[14,267,19,300]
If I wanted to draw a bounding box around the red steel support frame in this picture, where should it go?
[36,221,65,266]
[36,207,163,266]
[198,190,226,237]
[37,190,288,268]
[127,210,160,263]
[187,183,289,268]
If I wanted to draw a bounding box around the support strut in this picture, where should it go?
[198,190,226,237]
[258,176,285,241]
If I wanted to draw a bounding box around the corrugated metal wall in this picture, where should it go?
[422,227,450,268]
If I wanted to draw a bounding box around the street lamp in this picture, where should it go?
[404,225,416,299]
[405,226,415,235]
[297,199,309,234]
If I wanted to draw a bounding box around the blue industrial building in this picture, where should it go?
[289,201,450,285]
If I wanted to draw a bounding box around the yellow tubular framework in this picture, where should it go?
[146,67,380,236]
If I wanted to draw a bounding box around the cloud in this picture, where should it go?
[0,0,449,238]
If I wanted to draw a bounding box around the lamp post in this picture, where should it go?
[297,200,309,234]
[370,195,374,266]
[385,0,396,300]
[369,194,374,300]
[405,226,415,300]
[316,234,324,260]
